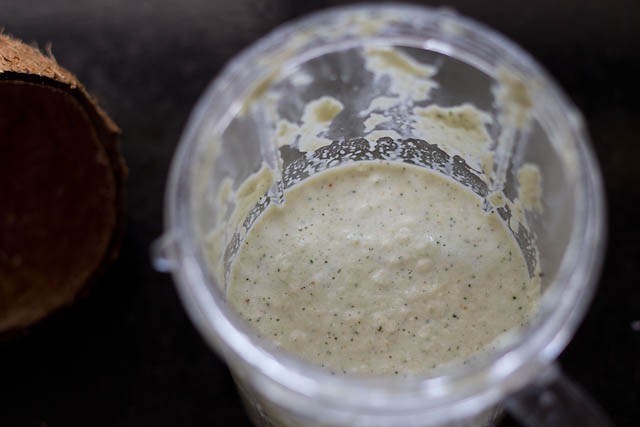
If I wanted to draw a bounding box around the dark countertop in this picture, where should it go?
[1,1,638,426]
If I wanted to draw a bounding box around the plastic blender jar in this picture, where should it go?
[154,5,610,426]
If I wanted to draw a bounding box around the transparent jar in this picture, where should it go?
[154,4,611,426]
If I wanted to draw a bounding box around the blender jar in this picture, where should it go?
[153,4,610,427]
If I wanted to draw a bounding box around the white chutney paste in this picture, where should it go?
[227,160,538,376]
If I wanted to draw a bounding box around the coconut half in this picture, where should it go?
[0,34,127,334]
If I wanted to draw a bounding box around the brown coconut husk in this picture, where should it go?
[0,33,127,335]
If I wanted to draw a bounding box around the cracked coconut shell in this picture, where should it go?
[0,34,127,334]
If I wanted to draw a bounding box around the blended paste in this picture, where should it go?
[227,160,538,376]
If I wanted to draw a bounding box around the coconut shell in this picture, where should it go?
[0,34,127,335]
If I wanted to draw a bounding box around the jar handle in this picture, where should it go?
[505,363,613,426]
[151,232,177,272]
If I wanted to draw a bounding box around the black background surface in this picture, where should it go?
[1,1,638,426]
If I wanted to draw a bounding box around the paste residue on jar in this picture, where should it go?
[517,164,543,213]
[363,46,437,102]
[411,104,492,166]
[494,67,534,129]
[275,96,344,152]
[226,161,539,376]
